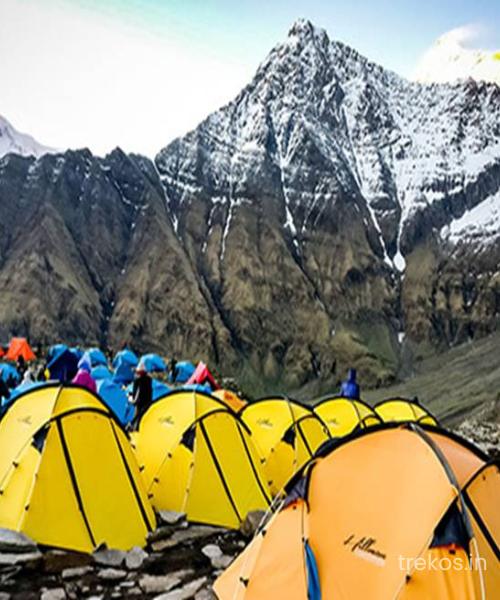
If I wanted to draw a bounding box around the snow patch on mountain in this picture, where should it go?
[0,115,55,159]
[156,19,500,269]
[414,26,500,86]
[442,190,500,246]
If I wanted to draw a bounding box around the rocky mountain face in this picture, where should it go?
[1,20,499,393]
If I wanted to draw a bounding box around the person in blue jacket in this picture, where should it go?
[340,368,360,400]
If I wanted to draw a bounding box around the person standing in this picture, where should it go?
[0,376,10,405]
[131,363,153,429]
[72,358,97,394]
[16,355,26,379]
[339,368,361,400]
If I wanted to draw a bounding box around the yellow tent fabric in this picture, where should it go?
[134,391,271,529]
[0,384,155,553]
[132,390,231,488]
[240,397,315,458]
[264,414,330,495]
[375,398,438,425]
[215,424,498,600]
[313,396,381,437]
[240,398,330,495]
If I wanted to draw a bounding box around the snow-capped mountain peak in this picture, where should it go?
[157,20,500,272]
[0,115,55,159]
[414,27,500,86]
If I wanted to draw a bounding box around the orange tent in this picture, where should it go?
[5,338,36,362]
[213,389,247,412]
[215,424,499,600]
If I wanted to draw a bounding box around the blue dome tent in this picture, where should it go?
[139,353,167,373]
[112,349,139,369]
[0,363,19,385]
[47,347,79,382]
[97,380,134,426]
[47,344,68,362]
[91,365,113,381]
[169,360,195,384]
[83,348,108,367]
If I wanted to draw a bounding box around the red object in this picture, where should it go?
[5,337,36,362]
[186,362,220,390]
[0,346,4,358]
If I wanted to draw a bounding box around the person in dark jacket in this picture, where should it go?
[340,368,360,400]
[0,377,10,404]
[169,357,178,383]
[16,355,26,379]
[131,363,153,429]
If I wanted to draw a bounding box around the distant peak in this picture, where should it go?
[288,18,316,37]
[287,18,329,44]
[0,114,56,159]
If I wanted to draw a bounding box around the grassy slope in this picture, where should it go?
[364,331,500,425]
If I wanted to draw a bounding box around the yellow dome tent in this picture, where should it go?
[0,384,155,553]
[215,424,499,600]
[313,395,381,437]
[240,398,330,495]
[133,390,271,529]
[375,398,438,425]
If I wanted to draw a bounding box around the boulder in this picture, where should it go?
[0,529,37,554]
[97,568,127,581]
[158,511,186,526]
[139,572,190,594]
[40,589,66,600]
[93,549,126,568]
[153,577,207,600]
[125,546,148,571]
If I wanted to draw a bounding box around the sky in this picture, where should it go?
[1,0,499,156]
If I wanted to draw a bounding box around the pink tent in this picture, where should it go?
[186,362,220,390]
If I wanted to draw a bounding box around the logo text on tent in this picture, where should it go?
[256,418,274,429]
[343,534,386,567]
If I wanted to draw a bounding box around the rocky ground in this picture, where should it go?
[454,403,500,458]
[0,510,263,600]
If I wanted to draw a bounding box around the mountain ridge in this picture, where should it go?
[0,19,499,393]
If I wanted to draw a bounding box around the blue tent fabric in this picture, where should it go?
[112,349,138,369]
[97,380,134,426]
[84,348,108,367]
[113,359,135,385]
[140,354,167,373]
[125,379,171,402]
[47,347,79,382]
[180,383,212,394]
[70,347,84,361]
[91,365,113,381]
[47,344,68,361]
[170,360,195,383]
[0,363,19,385]
[305,541,322,600]
[152,380,171,400]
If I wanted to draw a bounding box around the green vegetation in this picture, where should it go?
[365,331,500,425]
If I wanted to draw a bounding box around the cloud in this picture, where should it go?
[412,24,500,85]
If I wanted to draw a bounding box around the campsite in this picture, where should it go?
[0,337,497,598]
[2,2,500,597]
